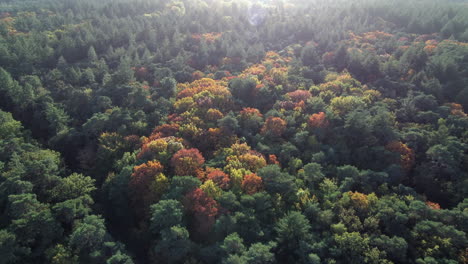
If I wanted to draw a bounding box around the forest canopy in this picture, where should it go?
[0,0,467,263]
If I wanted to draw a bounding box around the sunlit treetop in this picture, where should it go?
[177,78,231,100]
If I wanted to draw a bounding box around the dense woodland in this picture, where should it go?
[0,0,467,263]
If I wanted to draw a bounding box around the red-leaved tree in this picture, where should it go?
[129,161,164,217]
[287,90,312,102]
[183,188,219,236]
[206,169,230,190]
[171,148,205,176]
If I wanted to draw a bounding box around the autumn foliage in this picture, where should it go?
[206,169,230,189]
[206,108,224,122]
[348,191,370,210]
[224,143,267,172]
[447,103,467,117]
[426,201,441,210]
[268,154,280,166]
[261,117,287,137]
[286,90,312,102]
[191,32,222,43]
[385,141,415,171]
[183,188,219,235]
[171,148,205,176]
[177,78,230,101]
[241,173,263,195]
[240,107,263,118]
[150,124,180,139]
[4,1,468,263]
[130,161,164,193]
[129,161,165,216]
[308,112,329,129]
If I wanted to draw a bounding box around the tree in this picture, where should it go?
[106,251,134,264]
[300,162,325,189]
[183,188,219,236]
[159,77,177,98]
[129,161,164,216]
[46,244,79,264]
[241,173,263,195]
[0,110,22,139]
[307,112,329,129]
[261,117,287,138]
[87,46,98,62]
[150,200,184,233]
[0,67,27,109]
[301,44,319,66]
[411,220,466,261]
[8,194,63,259]
[370,235,408,263]
[154,226,192,263]
[221,234,276,264]
[69,215,107,258]
[330,96,366,116]
[385,141,415,172]
[244,242,276,264]
[226,150,267,173]
[111,58,134,85]
[229,78,257,104]
[49,173,96,202]
[171,148,205,177]
[275,211,312,261]
[200,180,223,199]
[206,169,230,190]
[258,165,296,198]
[333,232,372,264]
[239,107,263,135]
[286,90,312,103]
[52,196,93,226]
[0,230,27,264]
[218,112,240,134]
[221,233,246,256]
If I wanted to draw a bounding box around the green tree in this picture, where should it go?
[69,215,107,260]
[275,211,311,261]
[8,193,63,258]
[0,110,22,139]
[150,199,184,233]
[154,226,192,264]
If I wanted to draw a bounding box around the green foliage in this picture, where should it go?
[0,110,22,139]
[300,162,325,188]
[258,165,296,199]
[221,233,245,256]
[8,193,63,258]
[154,226,192,264]
[49,173,96,202]
[229,78,257,105]
[69,215,107,257]
[150,199,184,233]
[0,0,467,263]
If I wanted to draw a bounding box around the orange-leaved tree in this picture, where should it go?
[241,173,263,195]
[385,141,415,172]
[206,168,230,190]
[129,161,165,217]
[261,117,287,137]
[308,112,329,129]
